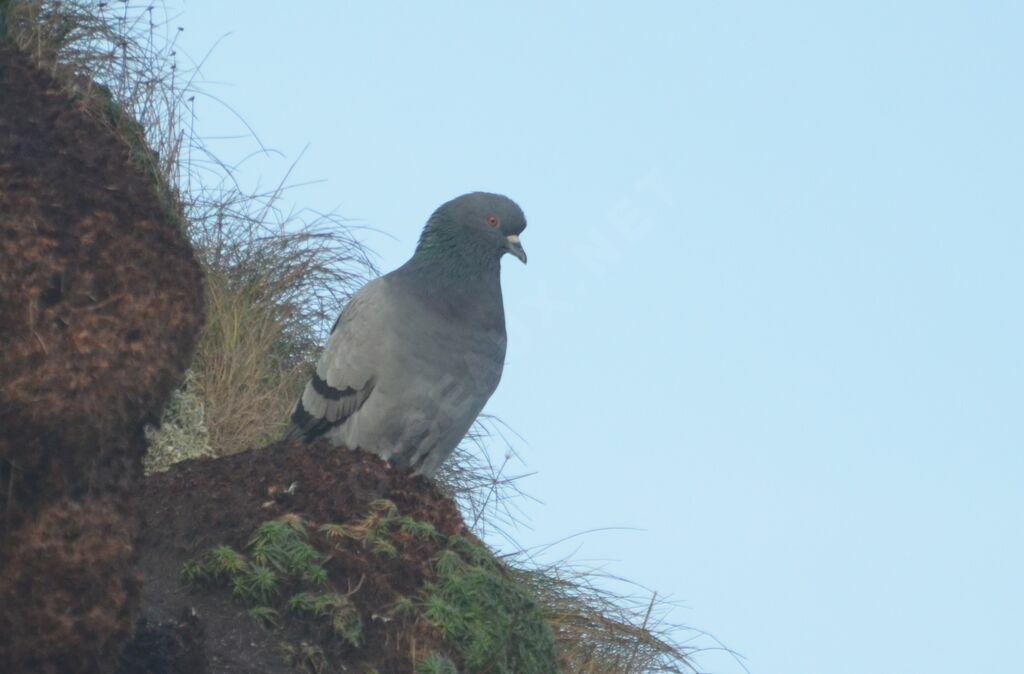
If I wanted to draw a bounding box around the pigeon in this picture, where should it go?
[284,192,527,477]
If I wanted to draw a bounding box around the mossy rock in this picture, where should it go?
[179,497,557,673]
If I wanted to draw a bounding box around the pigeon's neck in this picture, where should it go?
[410,221,502,280]
[399,225,506,328]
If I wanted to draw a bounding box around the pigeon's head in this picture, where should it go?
[421,192,527,265]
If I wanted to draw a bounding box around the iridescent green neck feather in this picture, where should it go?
[410,216,501,279]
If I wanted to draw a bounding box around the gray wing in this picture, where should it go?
[283,279,385,443]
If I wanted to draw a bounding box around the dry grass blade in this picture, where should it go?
[513,563,700,674]
[184,178,376,454]
[435,414,538,545]
[3,0,191,192]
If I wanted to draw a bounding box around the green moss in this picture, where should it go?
[315,497,561,667]
[399,516,440,541]
[422,537,558,674]
[318,498,411,560]
[319,502,559,672]
[248,606,280,629]
[287,592,362,647]
[184,505,559,674]
[249,519,322,574]
[233,564,279,605]
[181,515,362,645]
[416,652,459,674]
[280,641,328,674]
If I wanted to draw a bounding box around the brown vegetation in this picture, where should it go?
[0,499,139,673]
[0,40,204,514]
[0,31,204,672]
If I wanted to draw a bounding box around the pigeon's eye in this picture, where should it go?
[487,215,500,228]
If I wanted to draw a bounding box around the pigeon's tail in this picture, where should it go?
[282,400,312,443]
[282,390,338,444]
[282,421,307,443]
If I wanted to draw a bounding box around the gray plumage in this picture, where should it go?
[284,192,527,477]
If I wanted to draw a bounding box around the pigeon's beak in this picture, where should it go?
[505,234,527,264]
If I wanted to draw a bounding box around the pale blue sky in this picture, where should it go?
[174,2,1022,672]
